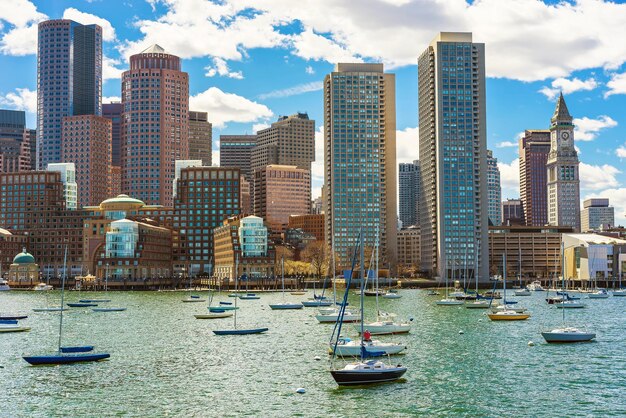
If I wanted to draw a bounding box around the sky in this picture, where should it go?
[1,0,626,225]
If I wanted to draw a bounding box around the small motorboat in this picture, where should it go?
[330,360,407,385]
[541,327,596,343]
[0,279,10,291]
[330,338,407,356]
[0,319,30,333]
[588,289,609,299]
[213,327,268,335]
[487,310,530,321]
[269,302,304,310]
[33,283,53,291]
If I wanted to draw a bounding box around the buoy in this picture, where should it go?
[296,388,306,394]
[528,341,535,346]
[314,356,321,361]
[459,330,464,335]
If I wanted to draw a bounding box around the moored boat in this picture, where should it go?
[541,327,596,343]
[330,338,407,356]
[487,310,531,321]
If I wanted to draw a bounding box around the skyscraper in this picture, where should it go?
[46,163,78,210]
[502,198,524,226]
[121,45,189,206]
[486,150,501,226]
[189,111,212,166]
[324,63,397,269]
[61,115,111,206]
[399,160,420,227]
[102,102,123,167]
[547,93,580,231]
[37,20,102,169]
[0,109,32,172]
[418,32,488,280]
[219,135,257,180]
[519,129,550,226]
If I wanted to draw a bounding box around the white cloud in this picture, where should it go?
[573,115,618,141]
[396,126,419,165]
[0,22,39,55]
[579,162,621,191]
[252,123,271,133]
[305,65,315,75]
[204,57,243,79]
[539,77,598,100]
[498,158,520,196]
[258,81,323,100]
[311,126,324,199]
[496,141,517,148]
[62,8,116,41]
[0,87,36,114]
[616,144,626,159]
[0,0,46,28]
[189,87,273,128]
[103,56,124,80]
[605,72,626,98]
[103,96,121,103]
[584,189,626,227]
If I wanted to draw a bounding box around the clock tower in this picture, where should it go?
[546,93,580,231]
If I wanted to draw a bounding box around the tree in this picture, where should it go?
[302,241,330,280]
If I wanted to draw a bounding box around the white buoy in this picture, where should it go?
[296,388,306,394]
[528,341,535,346]
[459,330,464,335]
[314,356,321,361]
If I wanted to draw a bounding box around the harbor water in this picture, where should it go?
[1,289,625,417]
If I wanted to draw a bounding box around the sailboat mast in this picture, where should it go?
[234,253,239,329]
[281,256,285,300]
[502,253,507,305]
[58,244,68,352]
[359,229,365,361]
[561,241,565,323]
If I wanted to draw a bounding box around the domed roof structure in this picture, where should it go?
[100,194,145,211]
[13,248,35,264]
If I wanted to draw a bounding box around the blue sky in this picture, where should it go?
[1,0,626,224]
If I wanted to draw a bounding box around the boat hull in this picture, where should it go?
[488,313,530,321]
[213,328,268,335]
[33,307,68,312]
[357,324,411,335]
[316,315,360,323]
[0,315,28,320]
[382,294,402,299]
[0,326,30,333]
[435,299,464,306]
[330,343,407,356]
[22,352,110,365]
[302,300,332,307]
[465,302,490,309]
[269,304,303,310]
[182,298,206,303]
[541,331,596,343]
[67,303,98,307]
[209,306,239,312]
[194,313,233,319]
[79,299,110,303]
[330,367,407,385]
[238,296,260,300]
[92,308,127,312]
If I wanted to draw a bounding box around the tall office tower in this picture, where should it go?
[251,113,315,173]
[547,93,580,231]
[47,163,78,210]
[37,20,102,169]
[61,115,111,206]
[399,160,420,227]
[519,129,550,226]
[418,32,488,280]
[502,198,524,226]
[0,110,35,171]
[581,198,614,232]
[240,175,252,215]
[173,159,202,197]
[219,135,256,179]
[253,165,311,233]
[324,63,397,269]
[102,103,122,167]
[121,45,189,206]
[188,111,212,166]
[174,166,241,274]
[486,150,501,226]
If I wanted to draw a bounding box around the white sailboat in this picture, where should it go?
[269,257,303,310]
[436,258,463,306]
[92,264,126,312]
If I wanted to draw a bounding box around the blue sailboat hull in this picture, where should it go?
[67,303,98,307]
[209,306,239,312]
[0,315,27,320]
[23,352,110,365]
[213,328,268,335]
[79,299,110,303]
[269,303,303,310]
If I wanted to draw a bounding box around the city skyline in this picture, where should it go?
[1,1,626,224]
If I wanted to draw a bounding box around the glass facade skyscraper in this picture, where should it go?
[418,32,489,281]
[486,150,501,226]
[323,63,397,269]
[399,160,420,227]
[37,20,102,169]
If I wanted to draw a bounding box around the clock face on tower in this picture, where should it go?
[561,131,570,140]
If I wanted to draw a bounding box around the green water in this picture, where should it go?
[1,289,625,417]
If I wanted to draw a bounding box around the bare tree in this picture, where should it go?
[302,241,330,280]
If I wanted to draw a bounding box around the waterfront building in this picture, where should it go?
[0,228,27,274]
[581,198,614,232]
[547,94,580,231]
[0,171,85,278]
[399,160,420,227]
[121,44,189,206]
[487,150,501,226]
[189,111,212,166]
[61,115,111,206]
[47,163,78,210]
[418,32,489,280]
[213,215,275,282]
[519,130,550,226]
[0,110,34,172]
[489,225,573,280]
[562,233,626,282]
[173,160,202,197]
[102,103,122,167]
[397,226,420,275]
[7,248,39,283]
[502,198,524,226]
[240,175,252,215]
[253,165,311,233]
[219,135,256,180]
[37,19,102,169]
[324,63,397,270]
[173,166,241,275]
[251,113,315,173]
[288,214,325,242]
